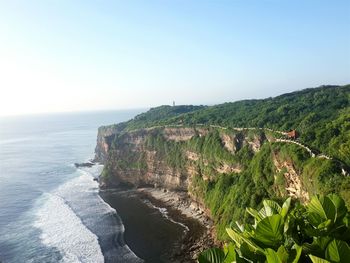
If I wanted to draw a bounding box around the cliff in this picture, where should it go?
[96,126,265,189]
[96,124,348,239]
[94,124,126,163]
[95,85,350,240]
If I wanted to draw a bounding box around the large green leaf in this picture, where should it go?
[309,255,331,263]
[308,196,336,225]
[258,207,268,219]
[314,237,332,251]
[198,248,225,263]
[235,221,245,232]
[246,207,263,223]
[239,242,263,262]
[322,197,337,223]
[290,245,302,263]
[325,239,350,262]
[281,197,291,218]
[308,212,326,229]
[340,216,350,241]
[276,246,289,262]
[226,228,265,254]
[328,194,347,220]
[308,196,327,223]
[223,243,236,263]
[226,228,244,248]
[254,215,284,247]
[263,200,282,216]
[265,245,301,263]
[265,248,283,263]
[303,237,332,258]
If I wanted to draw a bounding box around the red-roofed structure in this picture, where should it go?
[287,130,298,139]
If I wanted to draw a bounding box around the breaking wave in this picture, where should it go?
[34,168,142,263]
[34,193,104,263]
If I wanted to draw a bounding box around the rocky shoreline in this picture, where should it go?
[90,157,217,261]
[136,187,216,262]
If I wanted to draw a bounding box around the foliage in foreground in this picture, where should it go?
[198,194,350,263]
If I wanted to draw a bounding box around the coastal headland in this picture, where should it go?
[95,85,350,260]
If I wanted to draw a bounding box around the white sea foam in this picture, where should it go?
[34,193,104,263]
[143,199,190,232]
[34,168,142,263]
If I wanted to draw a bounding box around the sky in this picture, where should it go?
[0,0,349,116]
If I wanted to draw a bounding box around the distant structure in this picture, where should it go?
[173,101,175,106]
[287,130,298,139]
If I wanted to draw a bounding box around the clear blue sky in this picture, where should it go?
[0,0,349,116]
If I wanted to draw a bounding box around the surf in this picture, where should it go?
[34,167,141,263]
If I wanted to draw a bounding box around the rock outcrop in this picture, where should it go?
[94,125,121,162]
[99,128,191,190]
[95,126,271,190]
[273,155,309,202]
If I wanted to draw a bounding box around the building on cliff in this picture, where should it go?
[287,130,298,139]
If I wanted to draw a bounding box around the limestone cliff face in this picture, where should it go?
[99,128,198,190]
[95,125,121,163]
[95,125,318,205]
[220,131,267,154]
[96,126,267,191]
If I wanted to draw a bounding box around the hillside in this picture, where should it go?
[106,85,350,167]
[95,84,350,240]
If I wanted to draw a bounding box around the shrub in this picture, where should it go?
[198,194,350,263]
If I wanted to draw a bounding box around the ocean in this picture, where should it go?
[0,110,186,263]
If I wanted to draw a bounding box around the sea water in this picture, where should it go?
[0,110,144,263]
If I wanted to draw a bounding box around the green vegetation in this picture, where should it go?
[100,84,350,245]
[112,85,350,167]
[198,194,350,263]
[145,129,187,171]
[105,126,350,240]
[107,127,348,239]
[185,137,348,240]
[107,105,206,132]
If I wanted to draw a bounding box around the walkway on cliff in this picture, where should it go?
[208,125,349,176]
[128,123,349,176]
